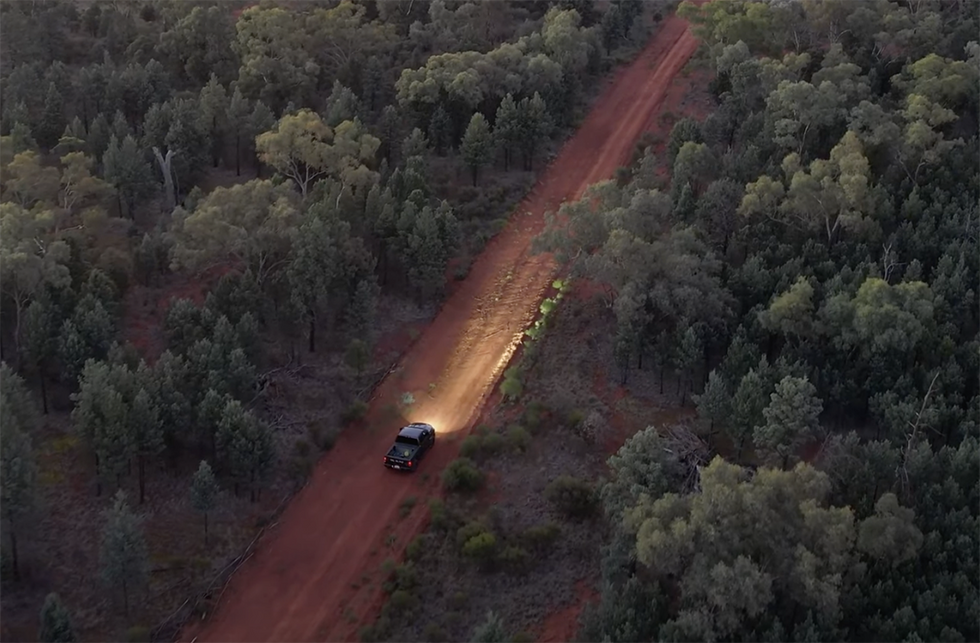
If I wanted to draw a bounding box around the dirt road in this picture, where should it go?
[181,14,699,643]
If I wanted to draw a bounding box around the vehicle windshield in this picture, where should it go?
[395,435,419,445]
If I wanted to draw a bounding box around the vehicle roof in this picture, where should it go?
[398,423,434,439]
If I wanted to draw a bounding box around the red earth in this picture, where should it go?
[180,13,701,643]
[535,579,600,643]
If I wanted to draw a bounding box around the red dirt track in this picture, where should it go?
[181,15,699,643]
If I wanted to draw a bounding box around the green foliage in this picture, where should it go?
[428,498,450,532]
[169,179,301,286]
[397,200,458,300]
[461,112,494,186]
[38,593,76,643]
[190,460,219,546]
[216,399,275,502]
[545,475,598,519]
[102,134,154,218]
[441,457,484,493]
[461,531,497,566]
[345,338,371,375]
[99,490,148,614]
[521,400,548,434]
[506,425,532,453]
[459,431,506,461]
[124,626,150,643]
[497,545,530,573]
[256,109,380,199]
[471,610,509,643]
[753,375,823,468]
[693,370,732,432]
[601,425,686,522]
[341,400,369,425]
[522,522,561,553]
[499,366,523,403]
[0,368,37,580]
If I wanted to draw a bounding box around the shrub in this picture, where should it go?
[506,425,532,453]
[462,531,497,565]
[441,458,484,493]
[511,632,535,643]
[359,614,391,642]
[462,432,508,460]
[399,496,417,518]
[423,623,448,642]
[545,476,598,519]
[98,247,134,292]
[428,498,449,531]
[388,589,418,612]
[341,400,369,425]
[454,259,472,281]
[392,562,418,592]
[566,409,585,430]
[457,520,490,549]
[286,455,315,485]
[345,339,371,374]
[522,401,548,434]
[500,366,523,403]
[483,432,506,454]
[449,591,468,609]
[308,424,337,451]
[294,439,312,458]
[523,522,561,552]
[405,536,423,561]
[460,435,484,459]
[126,626,150,642]
[497,545,530,573]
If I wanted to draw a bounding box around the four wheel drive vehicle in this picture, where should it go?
[384,423,436,471]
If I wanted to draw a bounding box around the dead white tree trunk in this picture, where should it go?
[152,147,176,212]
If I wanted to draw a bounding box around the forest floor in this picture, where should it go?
[176,11,705,643]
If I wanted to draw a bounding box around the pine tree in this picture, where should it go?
[86,113,110,161]
[0,420,37,582]
[9,120,38,156]
[99,490,148,615]
[36,83,66,149]
[493,94,520,171]
[199,74,229,168]
[675,325,702,403]
[460,112,493,186]
[23,295,57,414]
[247,100,276,176]
[322,80,361,127]
[103,134,155,219]
[217,400,274,502]
[730,360,773,460]
[518,92,552,171]
[190,460,219,546]
[693,369,732,434]
[402,205,455,300]
[401,127,429,160]
[227,87,251,176]
[38,593,76,643]
[754,375,823,469]
[196,388,228,460]
[110,110,132,144]
[93,386,133,492]
[130,388,163,504]
[428,104,453,155]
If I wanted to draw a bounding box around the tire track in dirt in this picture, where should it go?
[180,14,699,643]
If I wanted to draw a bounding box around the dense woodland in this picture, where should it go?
[0,0,662,639]
[532,0,979,641]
